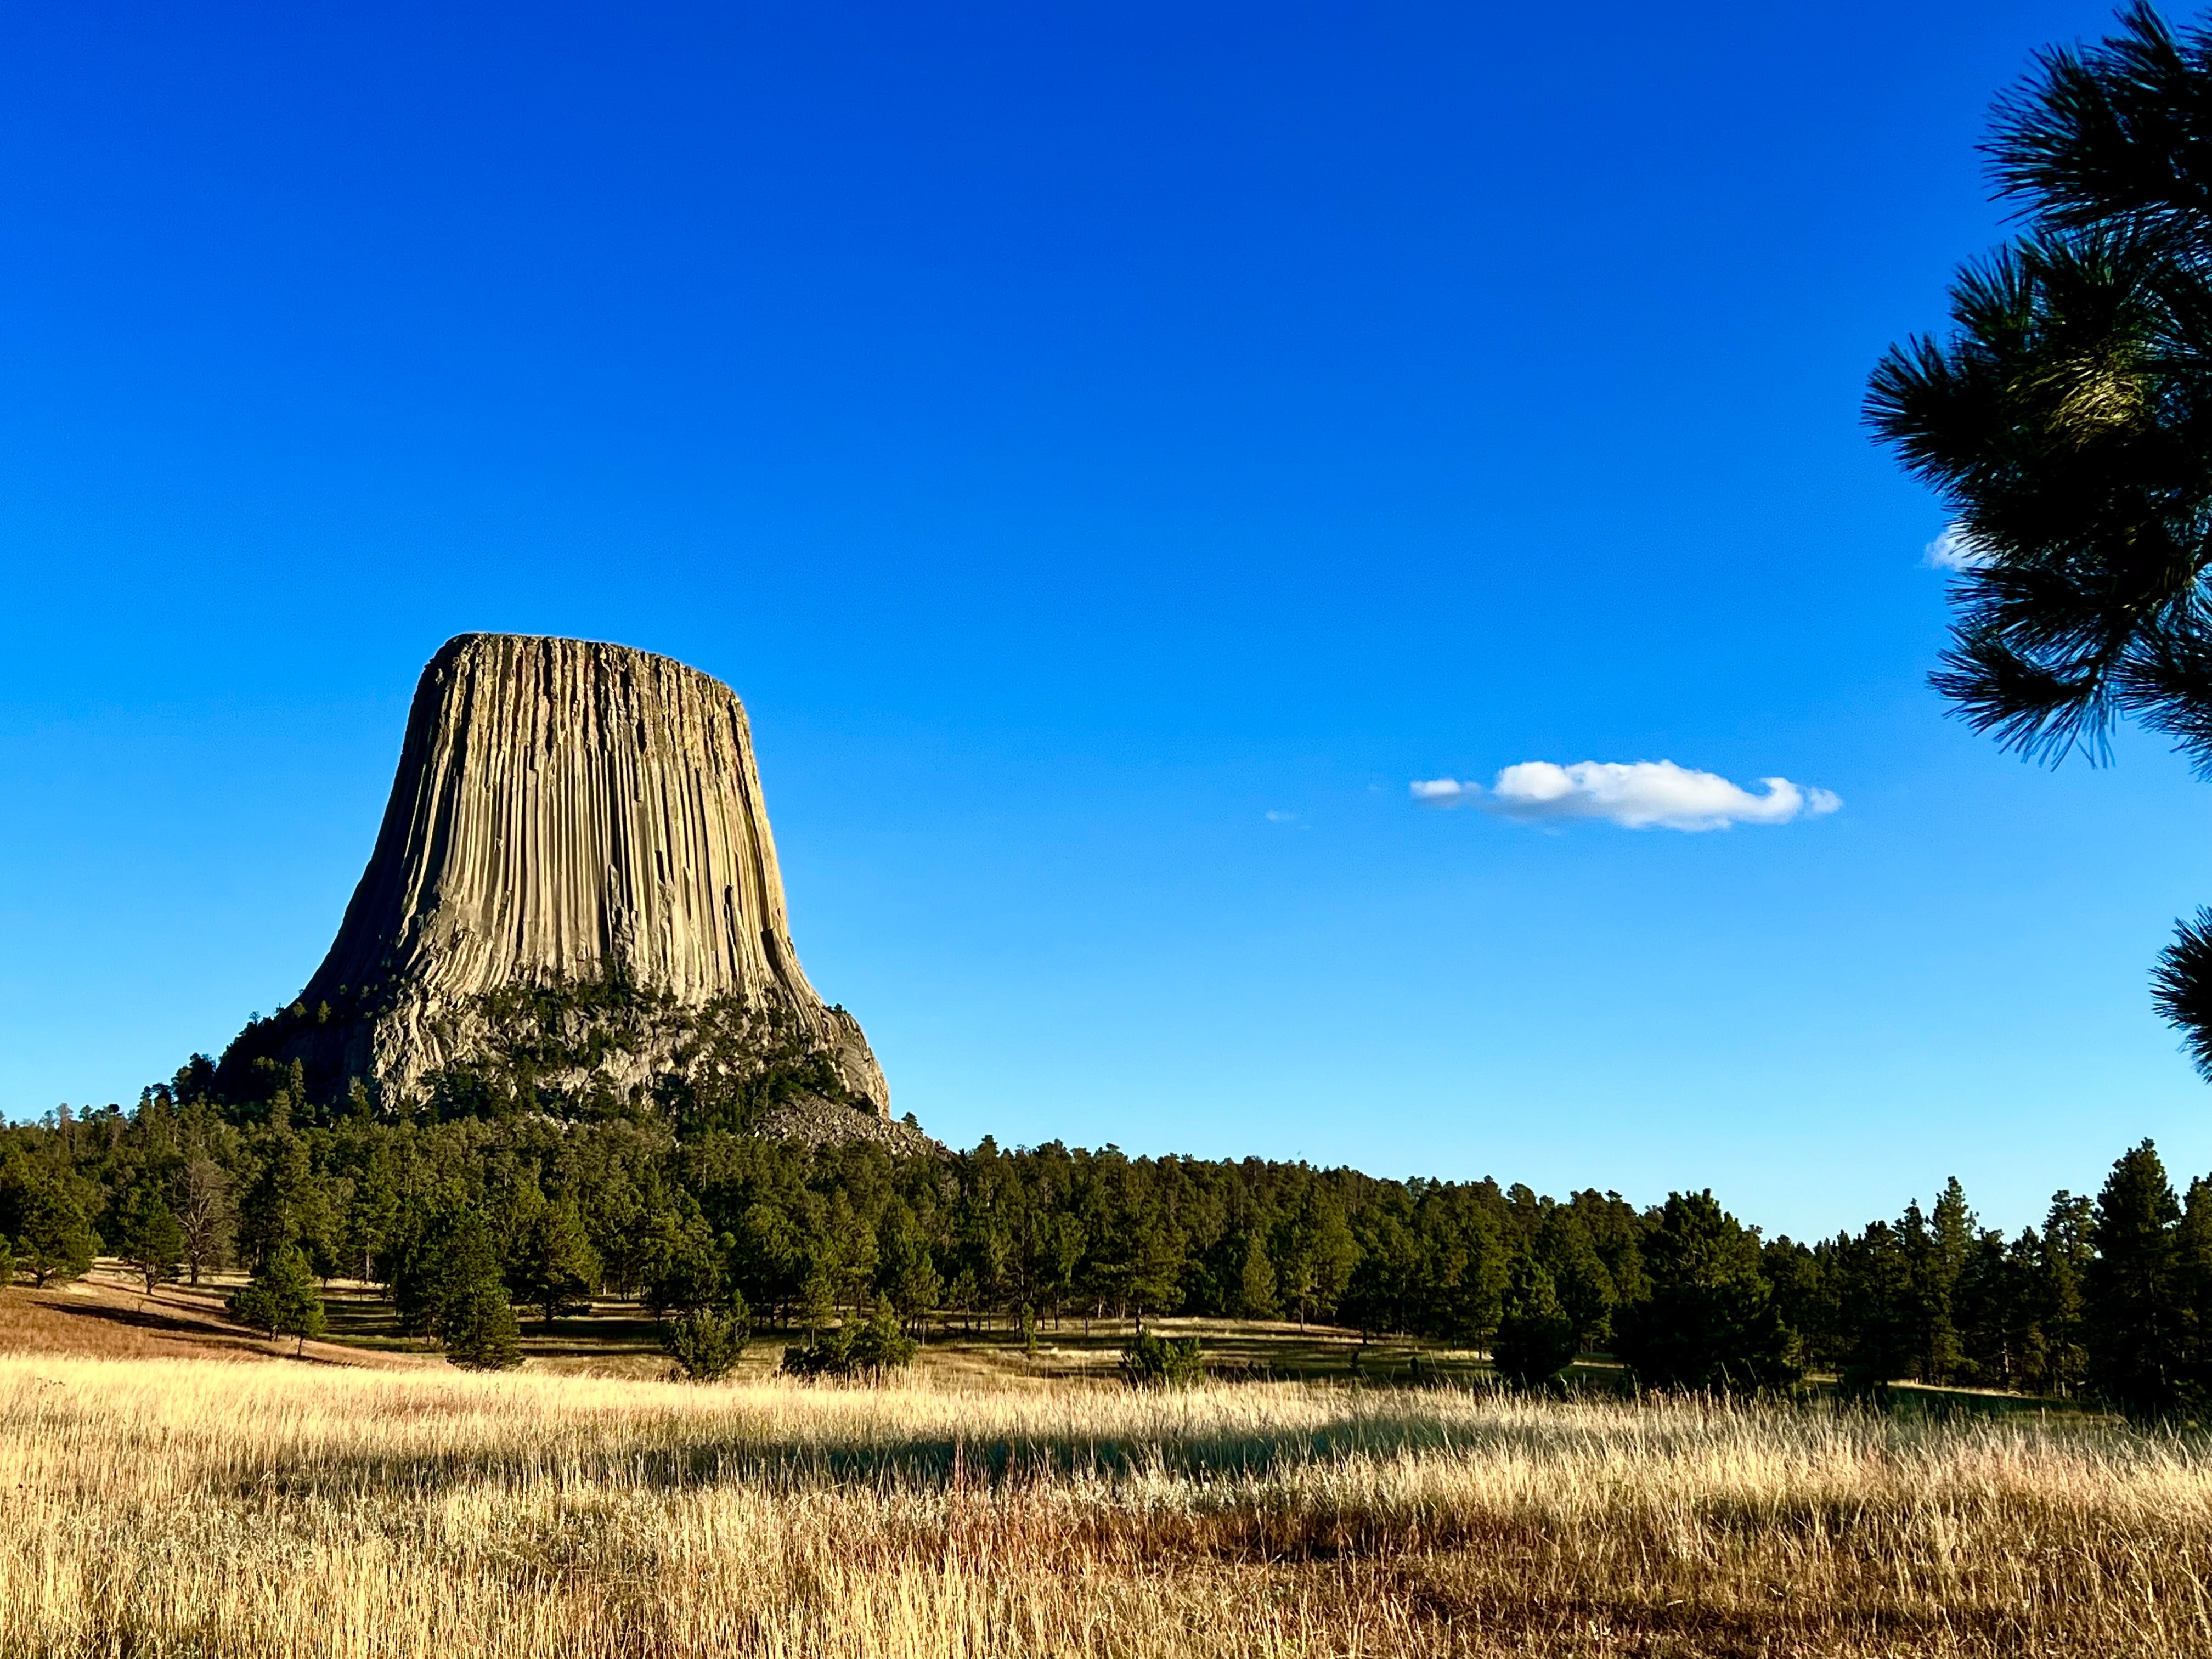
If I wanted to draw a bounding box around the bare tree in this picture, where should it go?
[176,1155,233,1286]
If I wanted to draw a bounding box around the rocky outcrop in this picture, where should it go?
[751,1095,945,1156]
[245,633,889,1119]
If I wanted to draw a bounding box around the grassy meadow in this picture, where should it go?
[4,1295,2212,1658]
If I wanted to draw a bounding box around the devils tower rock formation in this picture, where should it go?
[223,634,892,1131]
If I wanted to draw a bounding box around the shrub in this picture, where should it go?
[781,1309,916,1381]
[848,1307,917,1375]
[778,1327,848,1379]
[1119,1330,1204,1389]
[662,1301,751,1381]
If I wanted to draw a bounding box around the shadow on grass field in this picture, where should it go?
[4,1265,2109,1430]
[0,1335,2199,1658]
[0,1267,428,1367]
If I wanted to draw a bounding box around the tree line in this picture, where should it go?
[3,1064,2211,1410]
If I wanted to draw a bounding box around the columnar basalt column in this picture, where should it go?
[269,633,888,1114]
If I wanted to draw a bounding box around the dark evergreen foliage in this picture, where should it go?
[442,1283,523,1370]
[506,1194,601,1329]
[1,1156,98,1288]
[1867,2,2212,1070]
[1611,1193,1801,1395]
[2086,1140,2187,1413]
[13,1061,2212,1414]
[1119,1330,1205,1388]
[228,1247,326,1354]
[662,1300,751,1381]
[117,1185,184,1294]
[780,1307,917,1380]
[1491,1258,1578,1390]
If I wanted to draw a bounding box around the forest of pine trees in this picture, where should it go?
[4,1054,2212,1411]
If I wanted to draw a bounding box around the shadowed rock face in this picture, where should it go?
[275,633,888,1115]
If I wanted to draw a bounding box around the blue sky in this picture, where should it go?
[3,0,2204,1238]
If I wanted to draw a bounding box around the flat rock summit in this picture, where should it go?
[227,633,900,1139]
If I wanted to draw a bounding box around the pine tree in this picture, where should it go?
[1117,1328,1204,1388]
[2175,1175,2212,1410]
[118,1186,184,1296]
[1914,1178,1974,1384]
[1951,1226,2018,1388]
[1492,1257,1578,1390]
[237,1132,312,1272]
[384,1203,525,1368]
[507,1196,601,1330]
[662,1295,751,1381]
[1438,1198,1512,1342]
[1836,1221,1919,1395]
[2035,1193,2096,1396]
[229,1247,326,1356]
[1274,1186,1357,1329]
[2086,1141,2185,1415]
[341,1152,399,1285]
[443,1282,523,1370]
[1126,1215,1186,1331]
[433,1212,523,1366]
[848,1306,918,1376]
[1236,1232,1278,1318]
[876,1202,944,1331]
[1994,1228,2055,1394]
[641,1211,729,1318]
[1612,1192,1800,1394]
[1537,1209,1615,1348]
[1866,4,2212,1066]
[795,1268,836,1342]
[13,1171,95,1288]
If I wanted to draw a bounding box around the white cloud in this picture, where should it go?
[1923,523,1991,572]
[1410,760,1841,832]
[1264,810,1301,823]
[1408,779,1469,804]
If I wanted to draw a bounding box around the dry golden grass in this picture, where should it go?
[0,1269,431,1368]
[3,1347,2209,1657]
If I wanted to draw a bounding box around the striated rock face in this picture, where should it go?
[267,633,888,1115]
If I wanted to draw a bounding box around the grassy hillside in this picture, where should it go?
[1,1264,1500,1384]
